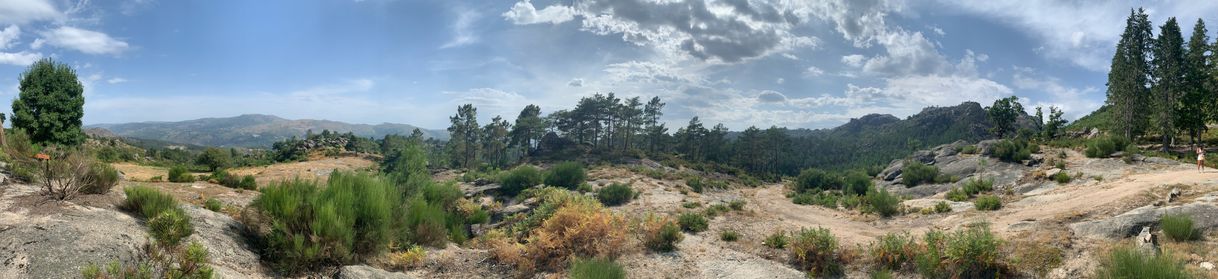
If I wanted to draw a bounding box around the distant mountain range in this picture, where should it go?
[87,114,448,148]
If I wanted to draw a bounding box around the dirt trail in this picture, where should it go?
[745,164,1218,245]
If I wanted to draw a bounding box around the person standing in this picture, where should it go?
[1197,146,1206,172]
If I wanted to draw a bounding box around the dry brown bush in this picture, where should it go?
[525,202,628,270]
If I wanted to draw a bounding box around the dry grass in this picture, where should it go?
[526,202,629,271]
[227,156,375,187]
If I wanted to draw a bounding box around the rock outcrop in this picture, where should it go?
[1069,203,1218,239]
[183,206,271,278]
[0,206,148,278]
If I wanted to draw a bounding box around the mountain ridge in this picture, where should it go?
[87,114,449,148]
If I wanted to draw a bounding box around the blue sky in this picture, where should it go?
[2,0,1218,130]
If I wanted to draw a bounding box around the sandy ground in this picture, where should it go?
[228,156,376,186]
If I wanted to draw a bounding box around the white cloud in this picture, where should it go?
[0,51,40,65]
[802,66,824,77]
[841,55,865,67]
[0,0,60,24]
[0,25,20,49]
[39,26,129,55]
[106,78,127,84]
[938,1,1218,72]
[502,0,575,25]
[567,78,584,87]
[776,78,784,84]
[29,38,43,49]
[1010,66,1102,120]
[794,0,905,47]
[506,0,818,63]
[756,90,787,103]
[858,29,951,76]
[440,9,480,49]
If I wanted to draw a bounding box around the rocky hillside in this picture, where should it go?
[88,114,448,148]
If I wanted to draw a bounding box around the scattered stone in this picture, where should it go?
[1086,127,1101,139]
[183,206,270,278]
[499,204,530,216]
[1044,168,1062,178]
[335,265,415,279]
[1135,226,1160,257]
[1201,262,1215,270]
[1166,188,1181,204]
[976,139,1003,155]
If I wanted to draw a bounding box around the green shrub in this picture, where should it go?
[501,165,543,195]
[795,168,844,192]
[238,175,257,190]
[944,224,1002,277]
[1052,171,1073,184]
[945,188,969,202]
[960,145,978,154]
[686,176,704,193]
[544,162,586,189]
[843,171,873,196]
[678,212,708,233]
[870,269,894,279]
[568,258,626,279]
[148,208,193,247]
[404,196,451,248]
[915,230,946,278]
[204,198,222,212]
[728,200,746,211]
[167,165,194,183]
[81,162,120,194]
[975,195,1002,211]
[1085,136,1132,158]
[682,201,701,208]
[719,230,739,242]
[991,139,1034,163]
[871,232,917,270]
[962,177,993,195]
[934,201,952,213]
[704,204,730,218]
[596,183,634,206]
[901,161,940,187]
[865,188,901,217]
[1160,214,1199,242]
[642,216,683,252]
[250,172,396,273]
[789,227,841,276]
[764,231,788,249]
[122,185,179,219]
[1094,246,1191,279]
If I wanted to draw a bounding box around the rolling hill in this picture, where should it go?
[88,114,448,148]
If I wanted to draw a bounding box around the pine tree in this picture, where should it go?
[482,115,511,167]
[510,104,544,157]
[1107,8,1154,140]
[1180,18,1211,145]
[447,104,481,169]
[1152,17,1185,151]
[643,97,666,154]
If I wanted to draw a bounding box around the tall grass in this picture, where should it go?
[789,227,841,276]
[1160,214,1199,242]
[568,258,626,279]
[1095,246,1191,279]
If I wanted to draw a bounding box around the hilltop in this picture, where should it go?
[87,114,449,148]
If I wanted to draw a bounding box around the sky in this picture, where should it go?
[2,0,1218,130]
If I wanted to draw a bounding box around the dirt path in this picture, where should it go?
[743,163,1218,245]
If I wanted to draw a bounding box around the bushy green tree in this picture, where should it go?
[1179,19,1211,145]
[11,58,85,146]
[986,96,1024,138]
[196,148,232,172]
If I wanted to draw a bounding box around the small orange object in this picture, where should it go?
[33,153,49,160]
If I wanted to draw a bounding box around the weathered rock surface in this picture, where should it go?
[183,206,270,278]
[0,206,147,279]
[336,265,416,279]
[1069,203,1218,239]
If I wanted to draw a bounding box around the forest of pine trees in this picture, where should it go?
[1106,8,1218,149]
